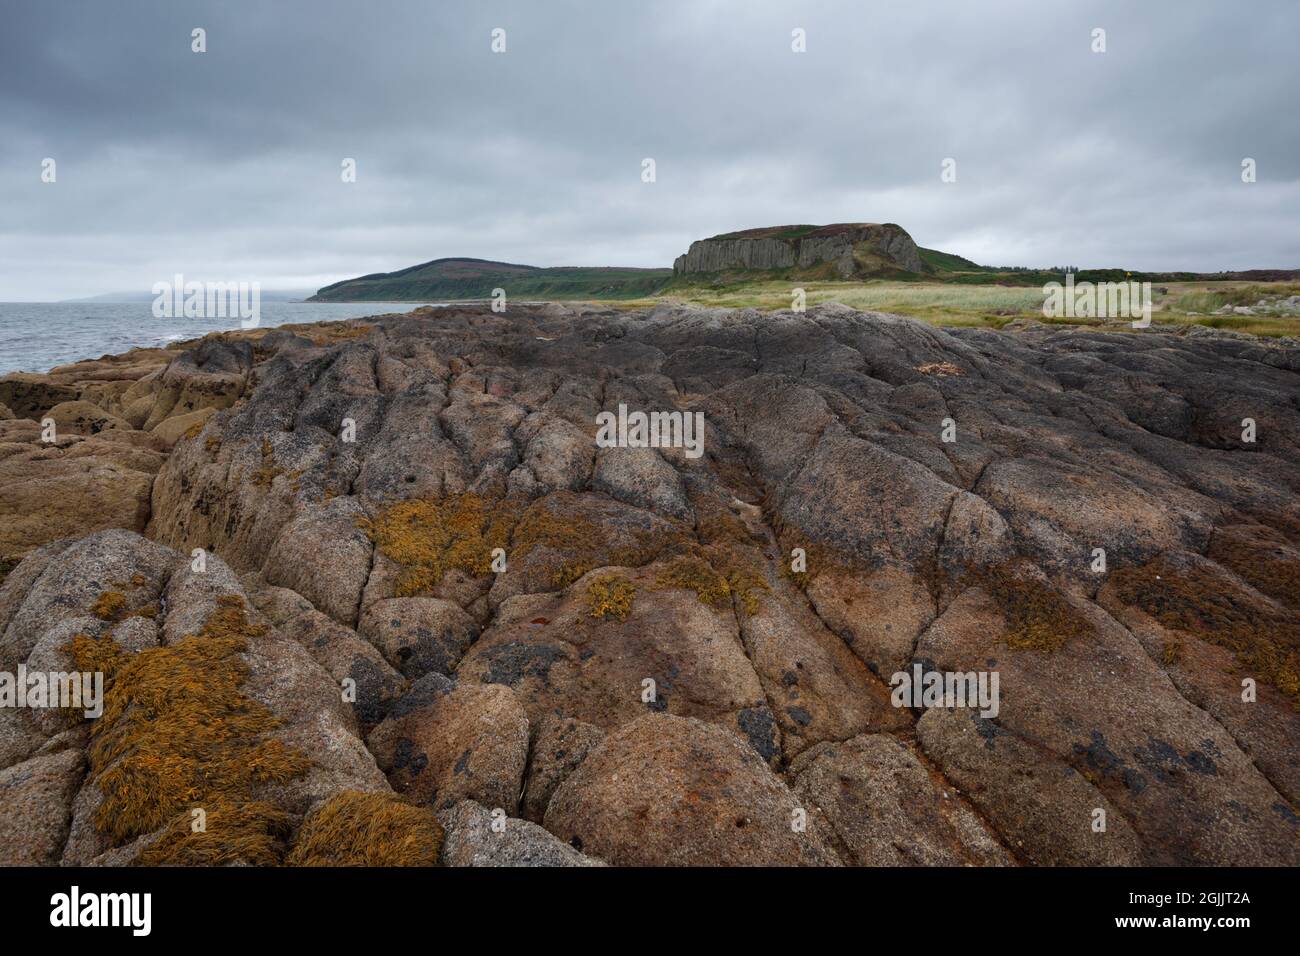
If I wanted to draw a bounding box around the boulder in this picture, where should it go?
[150,406,216,448]
[0,529,174,668]
[367,677,529,814]
[520,714,604,821]
[0,454,154,561]
[736,566,908,754]
[0,375,79,419]
[792,734,1011,865]
[591,446,693,521]
[544,713,841,866]
[915,582,1299,865]
[461,565,769,744]
[262,498,374,626]
[917,707,1144,865]
[0,749,85,865]
[359,597,479,678]
[438,800,604,867]
[43,400,129,435]
[278,607,405,729]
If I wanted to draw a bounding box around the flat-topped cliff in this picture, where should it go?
[673,222,924,277]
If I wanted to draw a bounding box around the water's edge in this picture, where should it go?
[0,301,426,375]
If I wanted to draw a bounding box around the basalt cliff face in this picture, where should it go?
[673,223,925,277]
[1,303,1298,867]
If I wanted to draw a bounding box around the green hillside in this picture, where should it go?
[918,247,989,274]
[310,258,672,302]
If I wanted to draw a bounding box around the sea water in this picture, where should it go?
[0,301,425,375]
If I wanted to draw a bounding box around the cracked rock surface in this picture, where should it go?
[1,303,1297,865]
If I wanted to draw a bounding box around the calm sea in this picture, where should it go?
[0,301,424,375]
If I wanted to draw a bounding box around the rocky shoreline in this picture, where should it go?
[1,302,1297,866]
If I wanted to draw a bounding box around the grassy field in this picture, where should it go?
[606,278,1300,337]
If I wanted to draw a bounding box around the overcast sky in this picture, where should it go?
[1,0,1296,300]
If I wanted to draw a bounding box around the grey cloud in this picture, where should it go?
[1,0,1296,299]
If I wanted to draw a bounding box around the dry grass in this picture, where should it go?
[649,280,1046,324]
[609,279,1300,337]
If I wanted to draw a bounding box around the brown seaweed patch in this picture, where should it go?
[250,438,285,488]
[1208,526,1300,611]
[77,595,311,847]
[357,492,521,596]
[90,590,158,623]
[68,632,126,684]
[286,790,443,866]
[915,361,963,376]
[587,575,637,620]
[688,495,771,614]
[974,562,1093,653]
[1112,557,1299,703]
[654,555,732,607]
[510,496,666,588]
[90,591,128,621]
[137,799,293,866]
[652,546,769,615]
